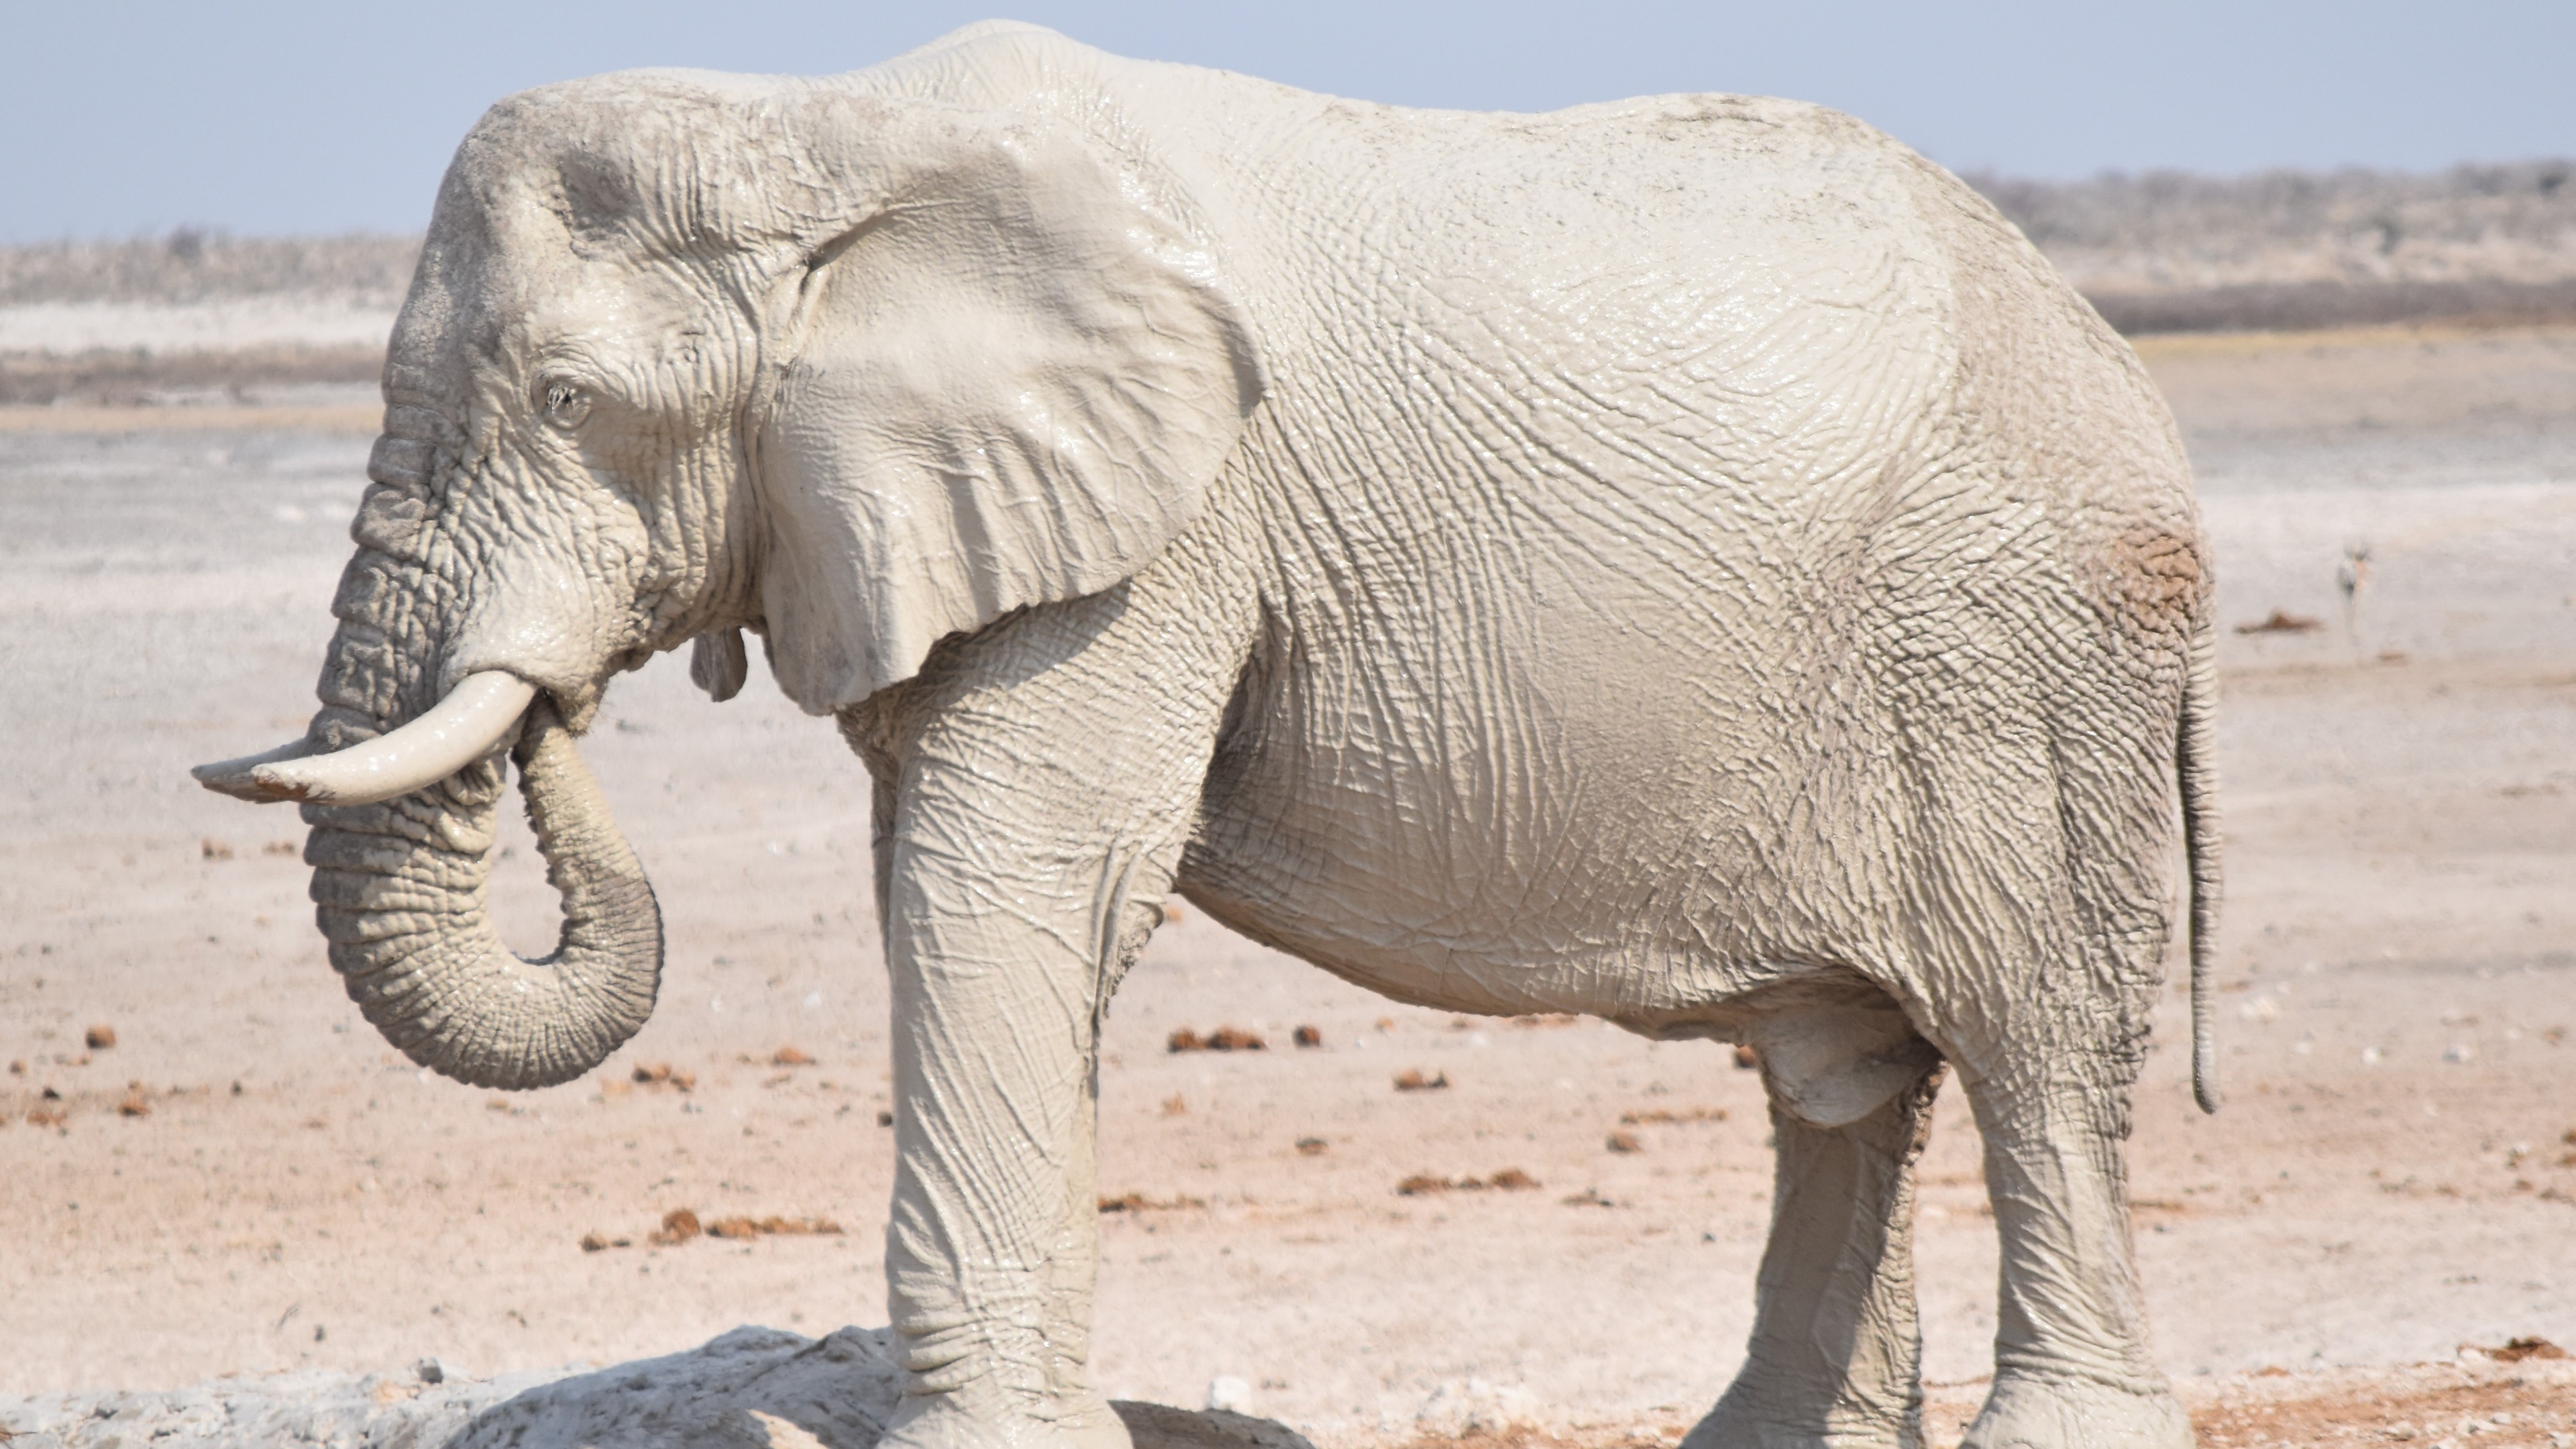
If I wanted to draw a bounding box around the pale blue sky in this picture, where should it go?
[5,1,2571,241]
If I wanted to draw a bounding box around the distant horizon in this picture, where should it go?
[6,1,2572,242]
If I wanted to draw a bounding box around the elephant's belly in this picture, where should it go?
[1175,743,1826,1024]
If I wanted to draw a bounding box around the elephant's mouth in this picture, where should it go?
[192,669,665,1091]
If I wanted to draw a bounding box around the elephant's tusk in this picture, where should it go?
[191,672,539,806]
[189,736,324,803]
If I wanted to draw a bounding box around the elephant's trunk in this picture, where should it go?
[291,550,663,1090]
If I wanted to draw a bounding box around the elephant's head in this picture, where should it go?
[193,66,1264,1089]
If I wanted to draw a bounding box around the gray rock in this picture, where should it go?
[0,1327,1315,1449]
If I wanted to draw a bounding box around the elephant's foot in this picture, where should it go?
[879,1382,1134,1449]
[1960,1373,2192,1449]
[1681,1366,1918,1449]
[1682,1407,1912,1448]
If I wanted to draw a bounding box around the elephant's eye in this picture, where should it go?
[540,382,590,427]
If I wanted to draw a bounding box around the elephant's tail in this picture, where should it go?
[2180,614,2224,1114]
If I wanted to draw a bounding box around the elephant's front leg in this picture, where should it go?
[862,587,1242,1449]
[877,806,1176,1449]
[881,867,1113,1448]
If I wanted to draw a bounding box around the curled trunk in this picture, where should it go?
[299,550,662,1090]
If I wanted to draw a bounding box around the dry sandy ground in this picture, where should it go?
[5,326,2576,1444]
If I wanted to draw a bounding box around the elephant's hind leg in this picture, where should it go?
[1687,1020,1945,1449]
[1955,1066,2193,1449]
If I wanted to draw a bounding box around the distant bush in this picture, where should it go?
[1962,160,2576,331]
[1964,160,2576,255]
[0,230,421,307]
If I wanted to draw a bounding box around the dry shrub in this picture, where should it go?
[200,840,233,861]
[1399,1169,1540,1195]
[649,1209,701,1246]
[1161,1094,1187,1117]
[771,1046,815,1067]
[1395,1069,1450,1091]
[1167,1028,1203,1053]
[85,1025,116,1051]
[25,1105,66,1129]
[1097,1191,1205,1213]
[1293,1024,1324,1048]
[2469,1336,2566,1362]
[263,840,297,856]
[1511,1014,1582,1029]
[1295,1136,1329,1156]
[117,1089,150,1118]
[1169,1026,1265,1052]
[2237,610,2324,635]
[578,1231,633,1252]
[705,1215,843,1240]
[631,1063,695,1092]
[1605,1130,1642,1154]
[1620,1106,1727,1124]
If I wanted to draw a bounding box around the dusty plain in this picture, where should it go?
[5,325,2576,1444]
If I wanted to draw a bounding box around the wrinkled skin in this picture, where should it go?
[206,23,2224,1449]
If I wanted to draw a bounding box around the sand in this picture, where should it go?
[3,325,2575,1445]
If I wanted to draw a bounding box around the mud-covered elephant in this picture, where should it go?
[195,22,2222,1449]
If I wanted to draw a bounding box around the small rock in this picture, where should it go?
[417,1357,447,1384]
[1204,1377,1251,1413]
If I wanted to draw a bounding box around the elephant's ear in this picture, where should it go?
[753,103,1265,711]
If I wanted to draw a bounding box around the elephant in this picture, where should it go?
[193,21,2222,1449]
